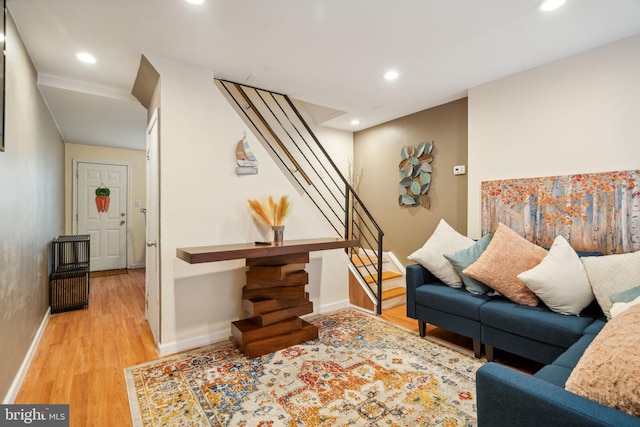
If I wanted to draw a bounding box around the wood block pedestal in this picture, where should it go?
[231,252,319,358]
[177,238,359,359]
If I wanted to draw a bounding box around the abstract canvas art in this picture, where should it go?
[481,170,640,255]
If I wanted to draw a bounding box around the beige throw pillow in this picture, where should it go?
[408,219,475,287]
[565,304,640,417]
[463,223,547,306]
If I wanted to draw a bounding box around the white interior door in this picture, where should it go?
[146,110,160,344]
[76,162,128,271]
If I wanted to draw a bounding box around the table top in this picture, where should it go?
[176,237,359,264]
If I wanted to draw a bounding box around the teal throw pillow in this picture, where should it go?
[444,234,493,295]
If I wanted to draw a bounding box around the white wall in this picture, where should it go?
[468,35,640,238]
[145,56,354,354]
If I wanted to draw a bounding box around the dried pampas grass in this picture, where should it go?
[248,195,290,226]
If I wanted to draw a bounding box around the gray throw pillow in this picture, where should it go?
[444,234,493,295]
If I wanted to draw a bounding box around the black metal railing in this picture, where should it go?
[216,79,385,314]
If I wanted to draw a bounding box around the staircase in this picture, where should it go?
[216,79,401,315]
[348,251,406,312]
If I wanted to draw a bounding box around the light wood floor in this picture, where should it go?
[16,271,538,426]
[15,269,158,427]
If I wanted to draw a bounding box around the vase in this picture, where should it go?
[272,225,284,245]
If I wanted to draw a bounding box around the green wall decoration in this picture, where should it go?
[398,141,434,208]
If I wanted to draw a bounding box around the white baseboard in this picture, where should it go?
[3,308,51,404]
[157,328,230,357]
[156,299,351,357]
[312,299,350,315]
[128,263,145,269]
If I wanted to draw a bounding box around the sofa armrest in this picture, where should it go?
[476,363,640,427]
[406,264,438,318]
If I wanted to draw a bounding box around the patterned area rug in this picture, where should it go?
[125,309,483,426]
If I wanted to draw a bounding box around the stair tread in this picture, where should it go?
[351,256,378,267]
[381,287,407,301]
[363,271,403,284]
[351,254,390,267]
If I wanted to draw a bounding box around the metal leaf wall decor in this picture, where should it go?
[398,141,434,208]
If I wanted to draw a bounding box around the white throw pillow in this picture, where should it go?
[408,219,474,287]
[517,235,593,315]
[581,251,640,319]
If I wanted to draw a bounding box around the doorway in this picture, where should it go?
[74,161,129,272]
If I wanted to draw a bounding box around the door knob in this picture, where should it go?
[120,220,126,226]
[147,240,157,247]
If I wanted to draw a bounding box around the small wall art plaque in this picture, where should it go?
[236,135,258,175]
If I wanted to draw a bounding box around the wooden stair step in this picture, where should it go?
[351,255,378,267]
[363,271,403,284]
[381,286,406,301]
[351,254,390,267]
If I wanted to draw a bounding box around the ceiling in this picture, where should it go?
[8,0,640,151]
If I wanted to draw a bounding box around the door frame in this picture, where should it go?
[146,109,161,344]
[72,159,131,269]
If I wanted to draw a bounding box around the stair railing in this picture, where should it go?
[216,79,385,314]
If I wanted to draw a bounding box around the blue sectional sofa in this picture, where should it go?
[476,327,640,427]
[406,263,603,364]
[406,263,640,426]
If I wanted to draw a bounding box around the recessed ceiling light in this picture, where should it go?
[350,119,361,126]
[76,52,96,64]
[384,70,399,81]
[185,0,205,4]
[538,0,566,12]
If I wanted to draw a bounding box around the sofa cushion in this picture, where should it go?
[480,299,596,349]
[582,318,606,335]
[517,235,594,315]
[463,223,547,306]
[443,233,493,295]
[565,304,640,417]
[552,333,598,369]
[407,219,475,288]
[534,364,573,388]
[414,282,491,321]
[581,250,640,319]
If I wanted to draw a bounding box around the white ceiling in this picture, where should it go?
[9,0,640,151]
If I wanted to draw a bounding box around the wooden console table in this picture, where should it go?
[177,238,359,358]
